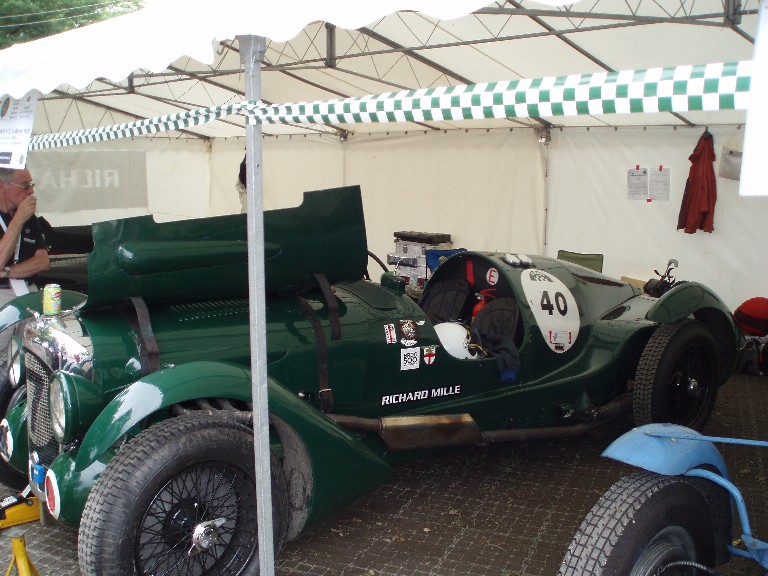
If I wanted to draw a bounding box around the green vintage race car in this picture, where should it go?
[0,185,739,576]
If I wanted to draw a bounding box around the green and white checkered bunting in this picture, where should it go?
[245,61,752,125]
[29,103,241,150]
[28,61,752,150]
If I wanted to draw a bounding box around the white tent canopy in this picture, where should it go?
[0,0,761,140]
[0,0,493,97]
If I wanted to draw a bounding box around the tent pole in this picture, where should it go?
[239,34,276,576]
[739,0,767,197]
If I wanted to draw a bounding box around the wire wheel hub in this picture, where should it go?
[190,518,227,555]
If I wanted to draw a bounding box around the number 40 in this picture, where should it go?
[540,290,568,316]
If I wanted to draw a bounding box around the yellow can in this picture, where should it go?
[43,284,62,316]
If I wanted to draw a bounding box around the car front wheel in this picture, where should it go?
[78,413,287,576]
[559,472,716,576]
[633,320,719,431]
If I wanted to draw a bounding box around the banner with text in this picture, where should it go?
[0,92,38,168]
[28,150,148,213]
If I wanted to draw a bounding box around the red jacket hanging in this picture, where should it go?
[677,130,717,233]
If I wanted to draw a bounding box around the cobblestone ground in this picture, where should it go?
[1,373,766,576]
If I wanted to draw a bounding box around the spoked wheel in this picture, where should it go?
[79,413,287,576]
[136,461,257,574]
[634,320,719,431]
[559,472,716,576]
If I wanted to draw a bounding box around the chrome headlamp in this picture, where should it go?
[49,373,67,442]
[49,371,101,444]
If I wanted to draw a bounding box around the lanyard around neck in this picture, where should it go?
[0,215,22,264]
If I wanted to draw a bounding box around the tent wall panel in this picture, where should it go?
[211,130,545,265]
[546,126,765,311]
[210,137,345,216]
[343,130,545,264]
[209,138,247,215]
[27,126,765,312]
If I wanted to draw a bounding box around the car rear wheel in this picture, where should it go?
[559,472,716,576]
[78,413,287,576]
[633,320,719,431]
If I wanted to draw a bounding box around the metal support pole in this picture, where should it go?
[725,0,743,26]
[238,34,275,576]
[325,23,337,68]
[740,0,767,197]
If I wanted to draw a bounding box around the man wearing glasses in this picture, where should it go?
[0,167,50,388]
[0,167,49,293]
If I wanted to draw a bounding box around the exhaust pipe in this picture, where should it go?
[328,392,633,451]
[329,413,482,451]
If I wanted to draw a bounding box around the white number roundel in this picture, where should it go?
[521,269,580,353]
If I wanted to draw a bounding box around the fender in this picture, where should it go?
[54,361,390,527]
[602,423,729,478]
[73,361,251,469]
[265,383,392,532]
[0,401,28,472]
[0,289,86,331]
[645,281,732,325]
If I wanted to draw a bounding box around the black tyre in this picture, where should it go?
[78,413,287,576]
[634,320,719,431]
[559,472,716,576]
[0,384,28,489]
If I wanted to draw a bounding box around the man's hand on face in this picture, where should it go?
[14,195,37,222]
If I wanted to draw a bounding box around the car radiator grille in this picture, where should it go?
[25,353,58,466]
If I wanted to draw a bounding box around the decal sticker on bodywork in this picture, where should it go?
[422,345,437,365]
[381,390,429,405]
[381,385,462,405]
[521,269,580,353]
[398,320,419,346]
[384,323,397,344]
[400,347,421,370]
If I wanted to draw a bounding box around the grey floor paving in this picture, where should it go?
[1,373,766,575]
